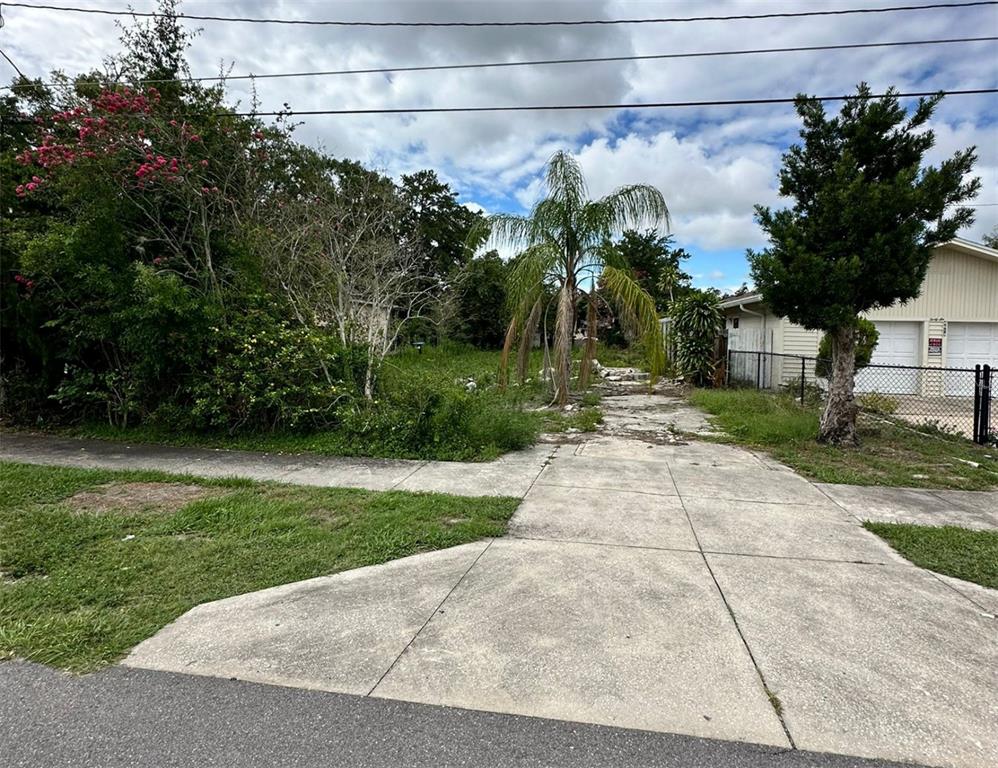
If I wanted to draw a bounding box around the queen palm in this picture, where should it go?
[485,151,670,404]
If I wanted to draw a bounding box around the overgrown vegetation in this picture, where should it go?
[1,4,658,458]
[690,388,998,490]
[0,461,519,671]
[0,4,511,447]
[864,522,998,590]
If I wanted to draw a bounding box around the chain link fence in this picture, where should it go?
[724,349,995,445]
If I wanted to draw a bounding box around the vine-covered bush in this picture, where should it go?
[186,310,367,433]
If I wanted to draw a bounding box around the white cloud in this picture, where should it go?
[2,0,995,252]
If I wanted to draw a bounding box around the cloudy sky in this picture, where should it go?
[2,0,996,291]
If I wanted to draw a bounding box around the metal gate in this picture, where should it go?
[973,364,993,445]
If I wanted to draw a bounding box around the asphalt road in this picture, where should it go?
[0,661,926,768]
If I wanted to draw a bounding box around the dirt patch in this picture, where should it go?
[68,482,220,516]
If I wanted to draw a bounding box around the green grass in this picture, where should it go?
[0,461,518,672]
[863,522,998,589]
[689,388,998,490]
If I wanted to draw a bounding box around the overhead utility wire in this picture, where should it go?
[3,1,996,27]
[6,35,994,90]
[223,89,998,117]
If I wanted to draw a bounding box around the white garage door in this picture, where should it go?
[855,321,920,395]
[944,322,998,396]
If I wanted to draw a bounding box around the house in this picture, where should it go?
[719,238,998,396]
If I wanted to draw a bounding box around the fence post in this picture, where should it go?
[726,348,732,387]
[983,365,993,445]
[756,352,762,390]
[800,358,806,404]
[974,363,984,444]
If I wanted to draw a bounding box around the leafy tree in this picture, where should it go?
[610,229,692,310]
[749,84,979,445]
[983,225,998,249]
[400,169,483,281]
[483,151,669,403]
[450,251,510,348]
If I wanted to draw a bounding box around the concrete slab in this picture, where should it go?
[932,573,998,617]
[396,460,542,497]
[372,538,789,747]
[817,484,998,530]
[707,554,998,768]
[535,455,678,496]
[510,485,697,550]
[276,457,422,492]
[575,436,764,467]
[0,433,196,473]
[670,463,831,506]
[123,542,489,695]
[600,402,715,435]
[927,490,998,529]
[683,498,905,564]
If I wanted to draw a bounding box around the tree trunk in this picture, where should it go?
[819,325,859,446]
[553,283,574,405]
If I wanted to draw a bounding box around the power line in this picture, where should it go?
[3,1,996,28]
[6,35,995,90]
[0,48,28,79]
[223,89,998,117]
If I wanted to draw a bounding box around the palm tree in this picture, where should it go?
[484,151,670,404]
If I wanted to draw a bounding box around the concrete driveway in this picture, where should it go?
[120,422,998,768]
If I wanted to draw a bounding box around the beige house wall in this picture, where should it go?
[863,246,998,323]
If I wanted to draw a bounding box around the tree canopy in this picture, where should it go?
[748,84,979,444]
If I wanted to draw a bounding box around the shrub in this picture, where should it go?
[186,310,363,433]
[858,392,899,415]
[669,291,723,385]
[336,378,538,460]
[815,318,879,379]
[782,376,826,406]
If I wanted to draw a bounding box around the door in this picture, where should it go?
[944,322,998,396]
[855,321,920,395]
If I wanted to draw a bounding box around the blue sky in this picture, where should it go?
[3,0,996,293]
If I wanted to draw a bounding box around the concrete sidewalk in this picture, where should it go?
[0,432,554,497]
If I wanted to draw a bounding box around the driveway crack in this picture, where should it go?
[665,463,798,750]
[366,539,495,697]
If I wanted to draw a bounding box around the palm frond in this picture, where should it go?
[545,150,588,213]
[486,212,537,253]
[498,316,517,391]
[505,243,559,313]
[598,184,671,234]
[601,265,666,379]
[578,290,598,388]
[517,296,543,383]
